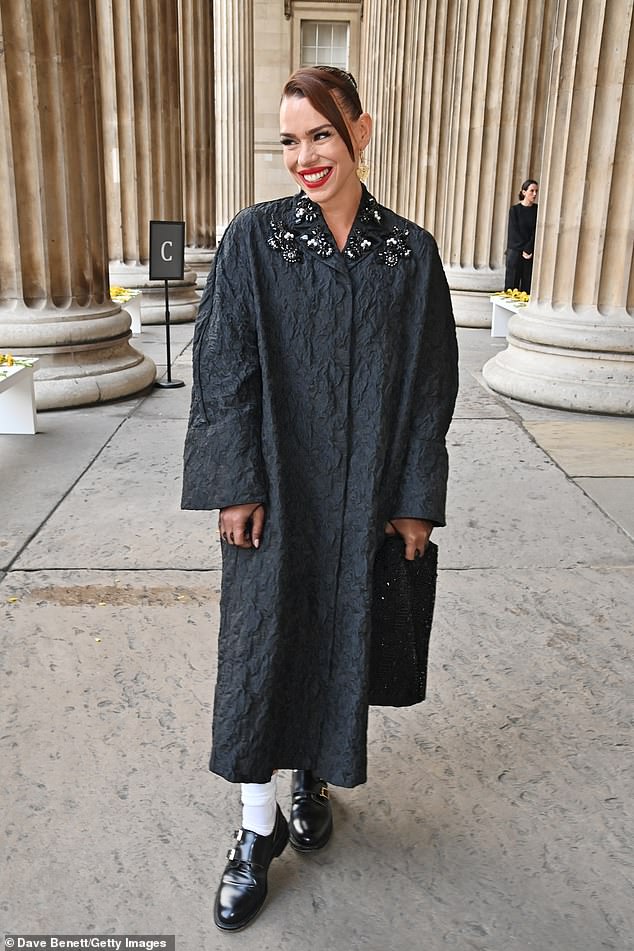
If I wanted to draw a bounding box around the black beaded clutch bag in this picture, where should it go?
[368,536,438,707]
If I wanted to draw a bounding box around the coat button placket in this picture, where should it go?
[316,272,355,760]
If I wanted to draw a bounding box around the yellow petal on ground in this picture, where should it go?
[7,597,18,603]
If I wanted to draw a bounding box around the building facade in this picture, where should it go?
[0,0,632,413]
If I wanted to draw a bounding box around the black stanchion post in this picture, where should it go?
[164,278,172,379]
[155,277,184,389]
[150,220,185,389]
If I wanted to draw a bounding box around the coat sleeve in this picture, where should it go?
[390,237,459,527]
[524,206,537,254]
[181,214,268,511]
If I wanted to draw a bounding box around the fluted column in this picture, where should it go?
[0,0,155,410]
[441,0,558,325]
[361,0,557,327]
[180,0,216,290]
[97,0,199,323]
[360,0,456,235]
[483,0,634,415]
[213,0,254,241]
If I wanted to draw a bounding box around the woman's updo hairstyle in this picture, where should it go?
[519,178,538,200]
[281,66,363,161]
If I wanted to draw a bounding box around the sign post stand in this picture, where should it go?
[149,220,186,389]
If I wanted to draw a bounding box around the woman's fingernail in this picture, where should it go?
[254,538,260,549]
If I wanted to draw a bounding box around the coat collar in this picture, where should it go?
[288,185,390,269]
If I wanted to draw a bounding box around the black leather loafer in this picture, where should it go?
[214,803,289,931]
[289,769,333,851]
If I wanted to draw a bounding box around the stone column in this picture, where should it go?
[361,0,557,327]
[360,0,456,234]
[441,0,558,325]
[0,0,155,410]
[96,0,199,322]
[180,0,216,290]
[213,0,254,241]
[483,0,634,415]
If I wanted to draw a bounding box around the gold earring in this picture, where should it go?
[356,150,370,183]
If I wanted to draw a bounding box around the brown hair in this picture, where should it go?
[281,66,363,160]
[519,179,538,200]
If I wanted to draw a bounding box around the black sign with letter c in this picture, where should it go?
[149,220,185,280]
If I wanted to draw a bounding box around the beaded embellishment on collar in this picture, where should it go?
[344,228,373,261]
[299,230,334,258]
[268,189,411,267]
[292,190,384,262]
[358,194,383,226]
[267,218,303,263]
[294,193,319,223]
[379,227,412,267]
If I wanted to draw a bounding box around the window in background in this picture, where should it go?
[300,20,349,69]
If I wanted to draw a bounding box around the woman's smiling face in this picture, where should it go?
[279,94,369,208]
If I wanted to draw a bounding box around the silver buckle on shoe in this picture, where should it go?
[227,828,245,861]
[319,785,329,800]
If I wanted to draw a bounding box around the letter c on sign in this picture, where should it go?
[161,240,173,262]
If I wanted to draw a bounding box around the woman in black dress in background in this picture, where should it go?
[504,179,538,292]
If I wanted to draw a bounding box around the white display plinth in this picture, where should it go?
[124,296,142,335]
[0,360,38,434]
[490,296,521,338]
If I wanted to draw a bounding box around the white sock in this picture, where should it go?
[240,775,277,836]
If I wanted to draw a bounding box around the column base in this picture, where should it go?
[482,307,634,416]
[444,265,505,292]
[109,262,200,323]
[449,290,494,328]
[185,247,215,292]
[445,267,505,328]
[33,342,156,410]
[0,301,157,410]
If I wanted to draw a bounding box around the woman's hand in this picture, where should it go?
[219,503,266,549]
[384,517,434,561]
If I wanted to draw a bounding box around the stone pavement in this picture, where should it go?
[1,324,632,951]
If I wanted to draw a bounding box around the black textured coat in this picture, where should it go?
[182,187,458,787]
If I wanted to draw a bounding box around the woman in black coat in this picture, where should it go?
[504,179,539,292]
[182,66,459,931]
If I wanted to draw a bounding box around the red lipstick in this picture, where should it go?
[298,166,333,189]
